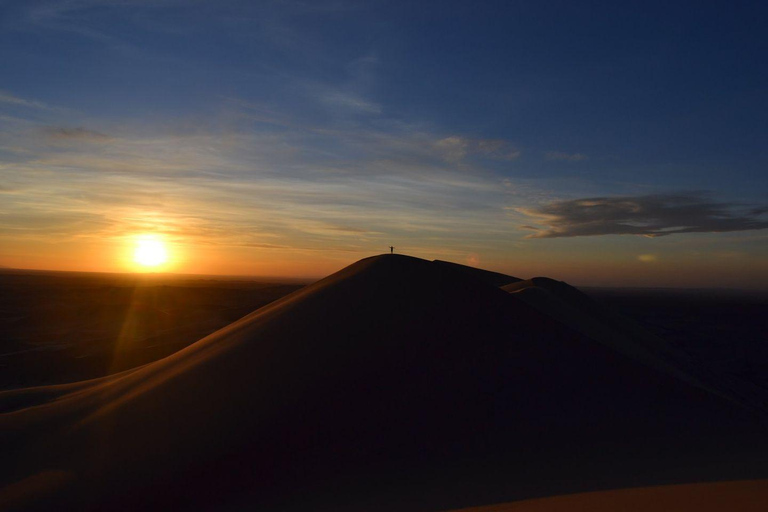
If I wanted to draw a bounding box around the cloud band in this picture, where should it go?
[519,193,768,238]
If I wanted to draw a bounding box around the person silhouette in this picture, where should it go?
[390,246,394,254]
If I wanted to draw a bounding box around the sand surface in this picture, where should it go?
[446,480,768,512]
[0,270,302,388]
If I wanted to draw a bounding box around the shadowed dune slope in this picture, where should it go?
[502,278,706,390]
[1,255,767,512]
[431,260,521,287]
[503,278,768,413]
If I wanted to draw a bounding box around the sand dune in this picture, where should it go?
[1,254,766,511]
[504,279,712,392]
[445,479,768,512]
[0,270,303,388]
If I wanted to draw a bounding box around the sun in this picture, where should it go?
[133,235,168,268]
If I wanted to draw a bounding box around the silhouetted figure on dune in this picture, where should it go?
[390,246,394,254]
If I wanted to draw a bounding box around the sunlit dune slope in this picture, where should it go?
[1,255,767,512]
[444,479,768,512]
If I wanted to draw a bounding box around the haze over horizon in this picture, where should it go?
[1,1,767,288]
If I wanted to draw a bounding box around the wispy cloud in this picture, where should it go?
[545,151,588,161]
[435,136,520,163]
[22,0,151,46]
[301,52,382,116]
[42,126,111,141]
[316,89,382,114]
[519,193,768,238]
[0,91,54,111]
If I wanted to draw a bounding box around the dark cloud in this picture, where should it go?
[520,193,768,238]
[42,126,110,141]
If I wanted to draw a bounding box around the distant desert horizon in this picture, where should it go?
[2,260,767,292]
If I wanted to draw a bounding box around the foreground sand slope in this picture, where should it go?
[1,255,766,511]
[445,479,768,512]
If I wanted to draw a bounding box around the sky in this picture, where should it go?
[1,0,767,288]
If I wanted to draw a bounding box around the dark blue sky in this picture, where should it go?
[1,0,766,286]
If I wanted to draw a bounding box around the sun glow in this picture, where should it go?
[133,235,168,268]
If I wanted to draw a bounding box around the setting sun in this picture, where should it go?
[133,235,168,268]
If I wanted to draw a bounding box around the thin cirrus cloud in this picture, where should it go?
[318,90,382,114]
[544,151,588,161]
[519,193,768,239]
[41,126,111,141]
[0,90,54,111]
[435,136,521,163]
